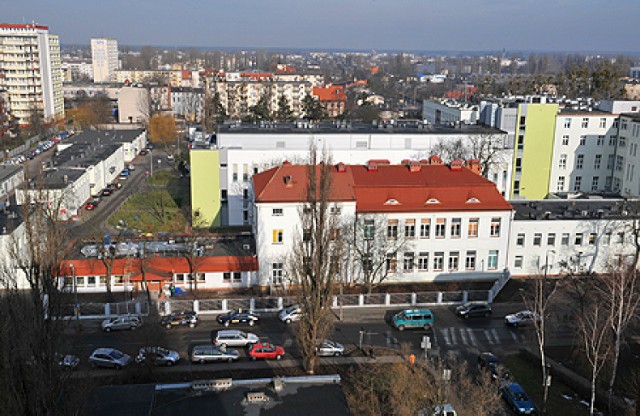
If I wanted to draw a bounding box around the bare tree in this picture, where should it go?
[576,301,613,416]
[344,213,414,294]
[0,185,78,414]
[430,134,508,177]
[521,277,559,415]
[288,147,343,374]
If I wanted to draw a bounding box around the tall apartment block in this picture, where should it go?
[91,38,118,83]
[0,23,64,124]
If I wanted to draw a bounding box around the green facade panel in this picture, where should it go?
[511,104,558,200]
[189,150,221,227]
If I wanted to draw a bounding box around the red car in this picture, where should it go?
[248,342,285,361]
[85,201,98,210]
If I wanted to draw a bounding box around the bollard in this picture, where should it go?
[193,299,200,314]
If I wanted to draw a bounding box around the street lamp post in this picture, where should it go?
[544,249,556,280]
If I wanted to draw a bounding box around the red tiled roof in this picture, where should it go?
[0,23,49,30]
[253,163,511,212]
[312,86,347,102]
[60,256,258,278]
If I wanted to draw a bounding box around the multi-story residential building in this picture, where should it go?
[61,59,93,82]
[206,71,324,120]
[252,162,512,288]
[423,99,479,125]
[312,85,346,117]
[189,122,512,227]
[508,199,639,277]
[117,85,150,124]
[151,86,203,122]
[91,38,118,83]
[0,23,64,124]
[0,164,24,202]
[114,69,201,88]
[548,111,619,194]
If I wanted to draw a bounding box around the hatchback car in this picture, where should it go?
[216,309,259,327]
[248,342,285,360]
[191,345,240,364]
[455,302,492,319]
[57,353,80,370]
[161,310,198,329]
[500,382,536,414]
[85,201,98,210]
[89,348,132,369]
[317,340,345,357]
[505,310,541,327]
[100,189,112,197]
[135,347,180,366]
[477,352,509,381]
[212,329,260,348]
[278,304,302,324]
[101,315,142,332]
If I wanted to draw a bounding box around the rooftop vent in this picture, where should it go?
[192,378,232,391]
[246,392,269,404]
[272,377,285,393]
[408,161,421,173]
[336,163,346,173]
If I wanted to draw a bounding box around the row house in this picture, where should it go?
[252,162,512,288]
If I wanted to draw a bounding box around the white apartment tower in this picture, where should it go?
[91,38,118,83]
[0,23,65,124]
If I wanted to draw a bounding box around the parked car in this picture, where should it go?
[500,382,536,414]
[118,174,128,181]
[167,154,174,161]
[107,182,122,190]
[128,164,135,171]
[455,302,492,319]
[135,347,180,366]
[278,304,302,324]
[100,189,112,197]
[161,310,198,329]
[431,404,457,416]
[477,352,509,381]
[85,201,98,210]
[317,340,344,357]
[191,345,240,364]
[139,149,148,156]
[391,309,434,331]
[120,169,130,176]
[248,342,285,360]
[56,353,80,370]
[212,329,259,348]
[89,348,132,369]
[505,310,541,327]
[101,315,142,332]
[216,309,259,327]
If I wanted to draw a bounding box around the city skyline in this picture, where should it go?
[3,0,639,53]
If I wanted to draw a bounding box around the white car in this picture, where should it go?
[278,304,302,324]
[317,340,344,357]
[504,310,540,327]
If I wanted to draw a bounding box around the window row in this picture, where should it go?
[383,250,499,273]
[515,230,630,247]
[384,217,501,239]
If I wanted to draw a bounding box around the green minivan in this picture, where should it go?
[392,309,434,331]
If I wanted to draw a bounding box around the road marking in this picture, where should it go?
[491,329,500,344]
[459,328,468,345]
[467,329,478,347]
[442,328,451,346]
[484,330,495,345]
[510,331,519,343]
[450,328,457,345]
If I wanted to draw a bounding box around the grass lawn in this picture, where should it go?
[504,354,591,415]
[108,189,187,233]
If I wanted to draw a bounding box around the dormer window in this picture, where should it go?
[384,199,400,205]
[466,197,480,204]
[425,198,440,204]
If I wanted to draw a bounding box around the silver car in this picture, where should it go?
[191,345,240,363]
[504,310,541,327]
[136,347,180,366]
[317,340,345,357]
[89,348,132,369]
[101,315,142,332]
[213,330,259,348]
[278,304,302,324]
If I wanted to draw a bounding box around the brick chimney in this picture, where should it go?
[465,159,482,175]
[336,162,346,173]
[409,161,421,172]
[428,155,443,165]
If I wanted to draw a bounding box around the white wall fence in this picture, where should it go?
[64,269,511,319]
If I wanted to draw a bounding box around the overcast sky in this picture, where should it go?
[3,0,639,53]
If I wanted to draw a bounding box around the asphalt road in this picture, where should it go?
[65,302,575,373]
